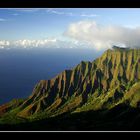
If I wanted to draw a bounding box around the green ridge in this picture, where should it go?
[1,47,140,128]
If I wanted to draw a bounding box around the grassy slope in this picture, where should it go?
[0,48,140,130]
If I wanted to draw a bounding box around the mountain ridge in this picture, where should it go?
[1,47,140,130]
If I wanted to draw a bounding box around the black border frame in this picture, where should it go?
[0,0,140,136]
[0,0,140,8]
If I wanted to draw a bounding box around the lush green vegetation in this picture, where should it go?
[1,47,140,130]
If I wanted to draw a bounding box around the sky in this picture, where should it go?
[1,8,140,50]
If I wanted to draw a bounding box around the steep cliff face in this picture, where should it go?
[1,48,140,121]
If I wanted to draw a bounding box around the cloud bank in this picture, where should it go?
[64,20,140,50]
[1,20,140,51]
[0,39,91,49]
[0,40,10,49]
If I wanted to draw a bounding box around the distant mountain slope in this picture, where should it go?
[0,47,140,130]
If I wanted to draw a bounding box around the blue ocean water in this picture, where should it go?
[0,48,102,105]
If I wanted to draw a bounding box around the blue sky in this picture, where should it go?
[0,8,140,50]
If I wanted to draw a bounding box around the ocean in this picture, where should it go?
[0,48,102,105]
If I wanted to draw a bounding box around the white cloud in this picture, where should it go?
[64,20,140,50]
[13,8,40,13]
[12,13,19,16]
[0,40,10,48]
[80,13,98,17]
[13,39,57,48]
[46,9,98,18]
[46,9,74,16]
[0,18,6,22]
[0,38,89,49]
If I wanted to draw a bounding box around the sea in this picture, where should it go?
[0,48,102,105]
